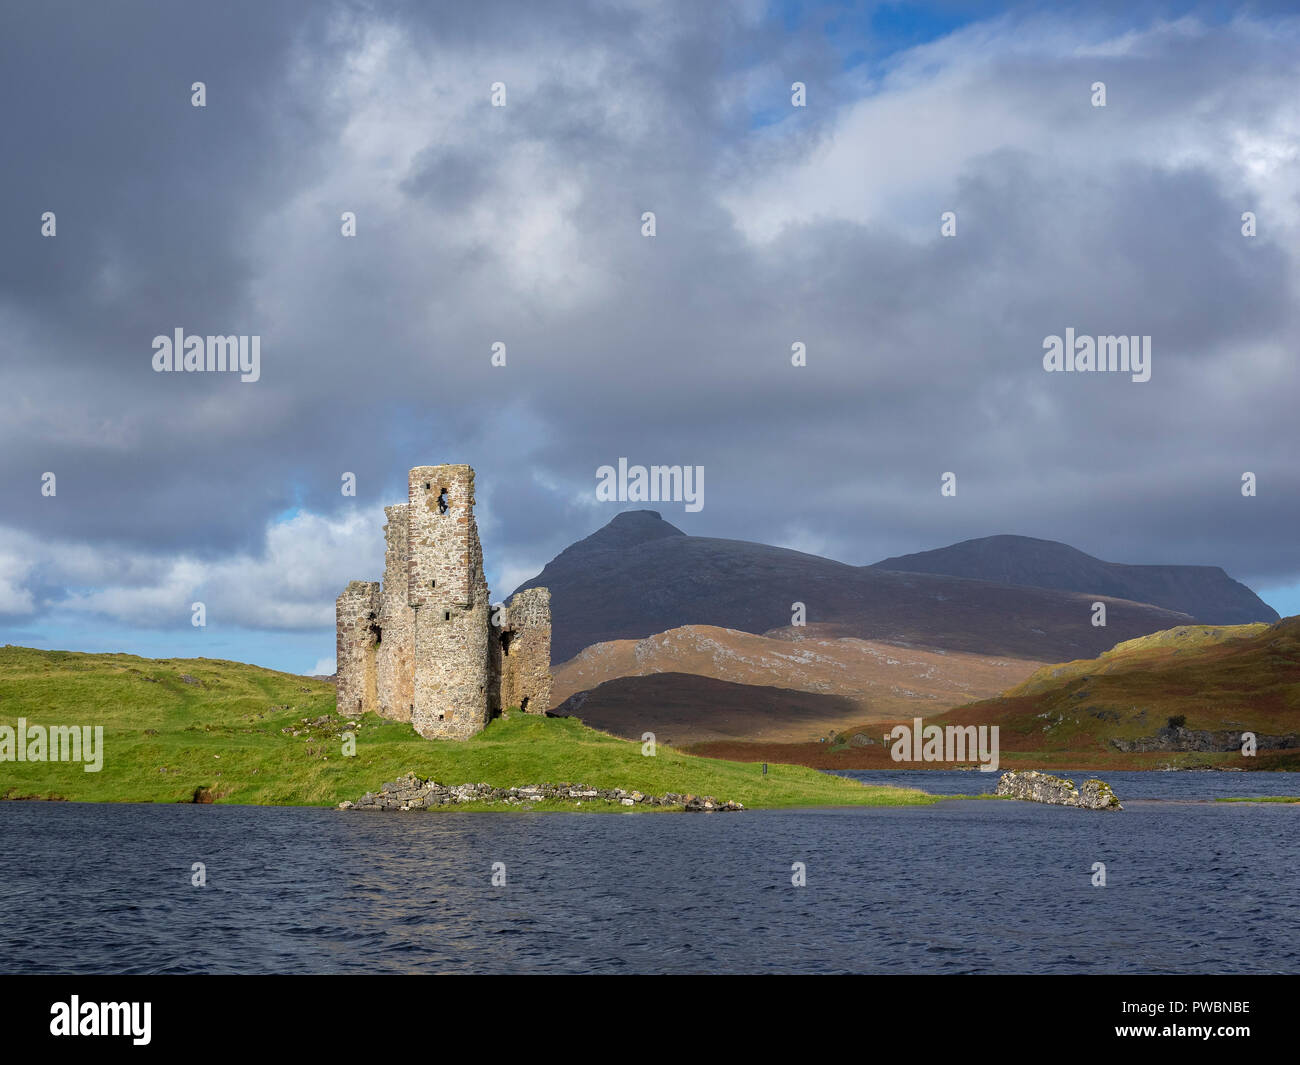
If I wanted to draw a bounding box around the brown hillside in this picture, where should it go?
[551,623,1040,731]
[935,617,1300,755]
[552,672,866,745]
[689,617,1300,771]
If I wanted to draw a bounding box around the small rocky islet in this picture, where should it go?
[995,769,1123,810]
[340,772,744,812]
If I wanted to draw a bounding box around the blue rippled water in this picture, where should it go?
[836,768,1300,799]
[1,781,1296,974]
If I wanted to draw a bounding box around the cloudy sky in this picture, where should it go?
[2,0,1297,675]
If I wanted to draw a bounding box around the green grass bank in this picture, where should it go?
[0,646,933,810]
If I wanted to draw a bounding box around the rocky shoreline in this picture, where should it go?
[340,772,744,812]
[995,769,1123,810]
[1110,725,1299,753]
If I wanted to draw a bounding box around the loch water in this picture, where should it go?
[2,772,1297,974]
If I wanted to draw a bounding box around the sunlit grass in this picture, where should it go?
[0,646,935,810]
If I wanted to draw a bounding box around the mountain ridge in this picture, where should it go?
[511,512,1223,664]
[871,533,1276,625]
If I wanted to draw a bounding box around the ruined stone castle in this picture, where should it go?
[335,464,552,740]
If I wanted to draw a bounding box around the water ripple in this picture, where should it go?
[0,796,1296,974]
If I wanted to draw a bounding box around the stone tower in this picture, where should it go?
[406,465,490,739]
[335,464,552,741]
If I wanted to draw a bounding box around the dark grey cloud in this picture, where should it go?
[1,0,1297,663]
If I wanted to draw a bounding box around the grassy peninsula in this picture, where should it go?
[0,646,932,810]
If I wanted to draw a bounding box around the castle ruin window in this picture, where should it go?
[437,488,449,514]
[500,629,515,656]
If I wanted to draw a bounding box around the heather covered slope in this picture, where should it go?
[872,534,1277,625]
[690,618,1300,772]
[931,617,1300,768]
[511,511,1196,664]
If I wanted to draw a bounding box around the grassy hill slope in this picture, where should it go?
[0,646,930,809]
[929,617,1300,769]
[690,618,1300,771]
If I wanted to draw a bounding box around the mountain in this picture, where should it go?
[871,534,1277,625]
[512,511,1197,664]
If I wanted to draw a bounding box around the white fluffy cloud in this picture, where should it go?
[0,508,384,630]
[0,547,35,614]
[724,15,1300,243]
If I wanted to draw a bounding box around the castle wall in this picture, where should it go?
[336,464,551,741]
[335,580,382,717]
[407,466,490,740]
[494,587,554,714]
[374,504,415,721]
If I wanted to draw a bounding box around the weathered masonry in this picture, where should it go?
[336,464,552,740]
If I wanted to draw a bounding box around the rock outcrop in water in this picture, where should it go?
[340,772,744,811]
[995,770,1122,810]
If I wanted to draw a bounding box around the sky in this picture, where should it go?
[1,0,1298,675]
